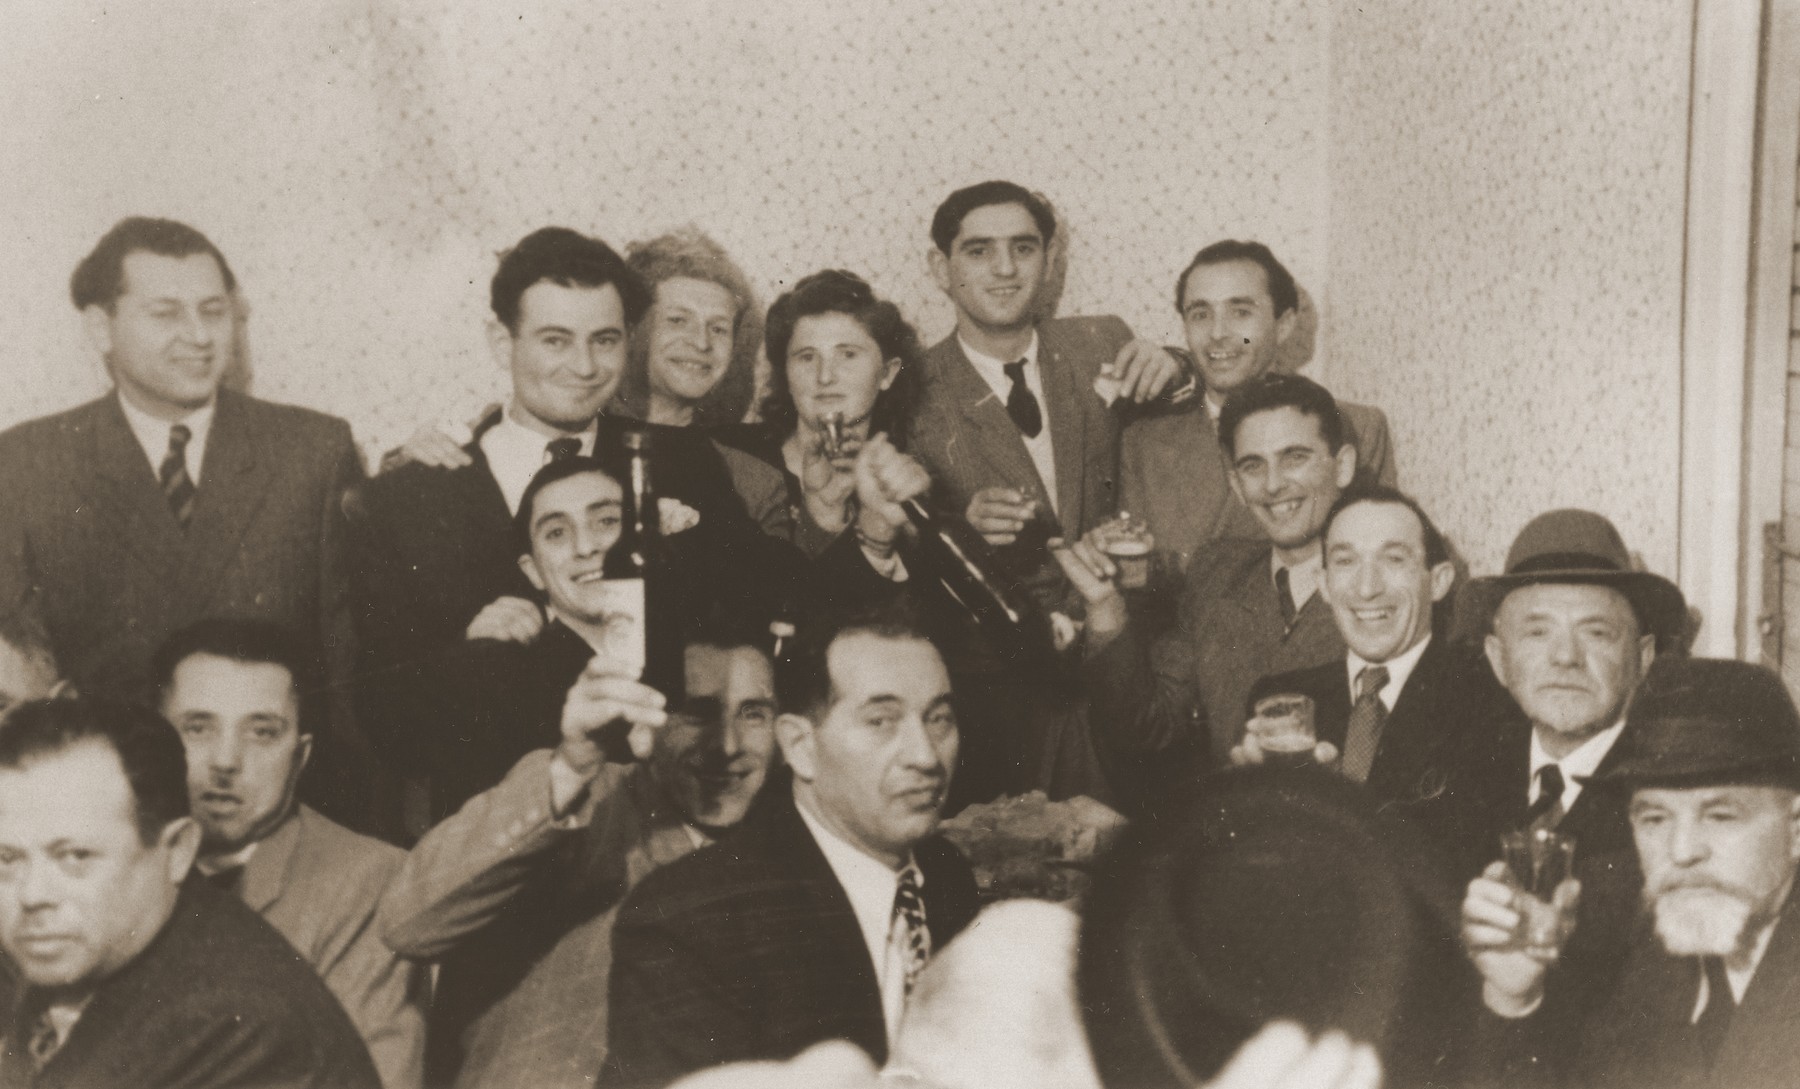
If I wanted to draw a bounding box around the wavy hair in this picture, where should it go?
[760,269,921,443]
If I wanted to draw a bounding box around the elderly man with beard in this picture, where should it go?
[1463,657,1800,1088]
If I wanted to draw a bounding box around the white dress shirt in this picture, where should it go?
[118,392,214,486]
[1346,634,1433,711]
[1528,718,1626,815]
[479,404,598,514]
[1271,550,1324,615]
[797,795,917,1044]
[958,331,1058,515]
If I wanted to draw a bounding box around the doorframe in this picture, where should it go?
[1680,0,1765,658]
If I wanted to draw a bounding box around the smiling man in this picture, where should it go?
[0,697,378,1089]
[1238,486,1509,873]
[1462,657,1800,1088]
[1120,241,1397,572]
[0,216,369,828]
[155,618,426,1089]
[602,612,980,1087]
[1056,374,1359,797]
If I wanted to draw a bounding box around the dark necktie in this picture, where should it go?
[1525,764,1566,832]
[1340,665,1390,783]
[892,863,931,997]
[205,864,246,898]
[1002,359,1043,438]
[545,436,582,463]
[1694,955,1736,1067]
[26,1010,60,1073]
[160,424,197,528]
[1274,566,1297,628]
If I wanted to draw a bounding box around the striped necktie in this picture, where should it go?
[892,863,931,996]
[1525,764,1566,833]
[160,423,197,528]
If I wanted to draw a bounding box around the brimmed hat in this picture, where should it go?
[1078,768,1464,1089]
[1464,509,1687,640]
[1585,657,1800,791]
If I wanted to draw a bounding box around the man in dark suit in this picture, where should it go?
[0,217,369,826]
[352,227,652,779]
[1465,657,1800,1089]
[603,613,981,1086]
[1241,485,1510,876]
[0,697,378,1089]
[1058,374,1358,805]
[155,619,426,1089]
[1122,240,1398,573]
[1453,508,1686,1084]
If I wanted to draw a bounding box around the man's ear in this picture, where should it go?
[1273,306,1298,346]
[776,712,818,782]
[1484,632,1508,686]
[518,553,546,593]
[1226,464,1247,506]
[1428,561,1456,603]
[1333,444,1357,489]
[295,733,315,774]
[162,816,202,882]
[927,248,951,296]
[1636,632,1657,676]
[487,318,516,374]
[1787,793,1800,862]
[82,305,114,362]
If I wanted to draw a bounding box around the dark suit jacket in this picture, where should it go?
[1573,886,1800,1089]
[602,783,980,1087]
[1121,361,1398,573]
[1249,637,1512,880]
[1087,537,1345,791]
[0,390,368,818]
[0,878,379,1089]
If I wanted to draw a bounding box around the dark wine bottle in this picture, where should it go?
[899,498,1055,667]
[593,428,684,761]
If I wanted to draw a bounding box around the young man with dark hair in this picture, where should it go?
[1122,239,1397,572]
[0,216,371,828]
[0,697,378,1088]
[1057,374,1357,802]
[155,618,427,1089]
[602,611,979,1086]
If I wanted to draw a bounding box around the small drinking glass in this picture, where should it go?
[1098,512,1156,590]
[1248,693,1317,768]
[1500,828,1577,957]
[820,412,849,460]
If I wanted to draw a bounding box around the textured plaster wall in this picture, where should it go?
[1325,1,1693,577]
[0,0,1332,460]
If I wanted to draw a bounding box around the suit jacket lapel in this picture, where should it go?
[1037,327,1088,533]
[941,340,1052,509]
[1721,886,1800,1080]
[176,392,273,610]
[240,806,305,913]
[86,396,187,574]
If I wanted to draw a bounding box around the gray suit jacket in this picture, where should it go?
[245,806,426,1089]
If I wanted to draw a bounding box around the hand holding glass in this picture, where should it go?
[1499,829,1577,958]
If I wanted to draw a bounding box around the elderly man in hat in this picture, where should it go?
[1463,657,1800,1088]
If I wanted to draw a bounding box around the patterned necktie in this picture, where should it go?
[1274,566,1297,628]
[1694,955,1736,1067]
[1525,764,1566,833]
[1340,665,1390,783]
[892,863,931,997]
[1002,359,1043,438]
[160,423,197,528]
[545,436,582,463]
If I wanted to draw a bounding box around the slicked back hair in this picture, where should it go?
[929,181,1057,254]
[1174,239,1299,318]
[70,217,236,313]
[1217,373,1345,460]
[490,227,650,334]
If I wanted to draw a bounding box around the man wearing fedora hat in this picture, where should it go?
[1464,657,1800,1088]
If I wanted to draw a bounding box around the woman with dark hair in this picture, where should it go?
[758,269,924,558]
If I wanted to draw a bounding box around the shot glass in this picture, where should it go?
[1248,693,1317,768]
[1098,512,1155,590]
[1500,828,1577,957]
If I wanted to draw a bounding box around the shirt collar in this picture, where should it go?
[1347,634,1432,711]
[1529,718,1626,809]
[958,329,1041,384]
[117,391,215,473]
[480,402,598,513]
[195,839,258,876]
[795,788,912,971]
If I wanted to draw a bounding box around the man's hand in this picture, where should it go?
[1049,532,1126,648]
[1207,1022,1382,1089]
[1230,730,1340,768]
[555,656,669,781]
[1105,339,1185,403]
[965,486,1038,547]
[464,596,546,644]
[853,434,929,538]
[1460,861,1581,1018]
[380,405,499,473]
